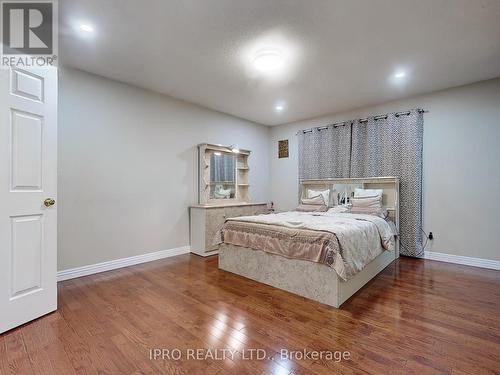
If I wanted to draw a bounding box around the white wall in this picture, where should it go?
[58,68,270,270]
[269,78,500,261]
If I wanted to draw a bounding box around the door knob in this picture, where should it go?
[43,198,55,207]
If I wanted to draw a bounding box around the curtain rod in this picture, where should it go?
[296,108,428,135]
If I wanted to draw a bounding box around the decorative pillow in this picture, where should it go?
[349,207,389,219]
[354,188,383,198]
[351,195,382,209]
[301,195,325,205]
[295,204,328,212]
[307,189,330,206]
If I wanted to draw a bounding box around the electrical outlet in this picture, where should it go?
[428,232,434,240]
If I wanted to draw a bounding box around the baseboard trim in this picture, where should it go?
[424,251,500,271]
[57,245,191,282]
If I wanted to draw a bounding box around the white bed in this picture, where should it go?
[218,177,400,308]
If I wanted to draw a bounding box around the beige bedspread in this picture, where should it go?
[218,211,396,281]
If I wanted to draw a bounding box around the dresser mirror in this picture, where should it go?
[209,151,236,199]
[198,143,251,204]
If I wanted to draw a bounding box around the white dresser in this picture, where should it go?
[189,202,268,256]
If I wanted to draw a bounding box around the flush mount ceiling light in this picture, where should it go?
[253,48,285,74]
[240,32,300,81]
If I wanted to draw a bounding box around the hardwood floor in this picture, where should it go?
[1,255,499,375]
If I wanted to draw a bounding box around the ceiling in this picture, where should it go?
[59,0,500,126]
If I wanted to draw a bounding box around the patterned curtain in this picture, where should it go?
[297,110,424,257]
[298,124,351,179]
[350,110,424,257]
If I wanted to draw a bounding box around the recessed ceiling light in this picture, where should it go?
[253,48,284,74]
[394,71,406,79]
[80,24,94,32]
[275,104,285,112]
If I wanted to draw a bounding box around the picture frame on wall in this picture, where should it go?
[278,139,289,158]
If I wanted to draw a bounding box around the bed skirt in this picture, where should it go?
[218,243,397,308]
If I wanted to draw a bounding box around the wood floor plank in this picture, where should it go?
[3,329,35,375]
[0,335,10,374]
[1,254,499,374]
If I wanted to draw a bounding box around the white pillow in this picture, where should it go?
[351,195,382,209]
[351,196,382,209]
[354,188,383,198]
[307,189,330,206]
[349,207,389,219]
[301,195,325,205]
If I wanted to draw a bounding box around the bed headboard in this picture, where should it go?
[299,176,400,232]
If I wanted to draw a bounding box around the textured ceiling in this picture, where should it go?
[60,0,500,126]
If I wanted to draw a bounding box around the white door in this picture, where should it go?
[0,67,57,333]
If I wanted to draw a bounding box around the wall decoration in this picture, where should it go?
[278,139,289,158]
